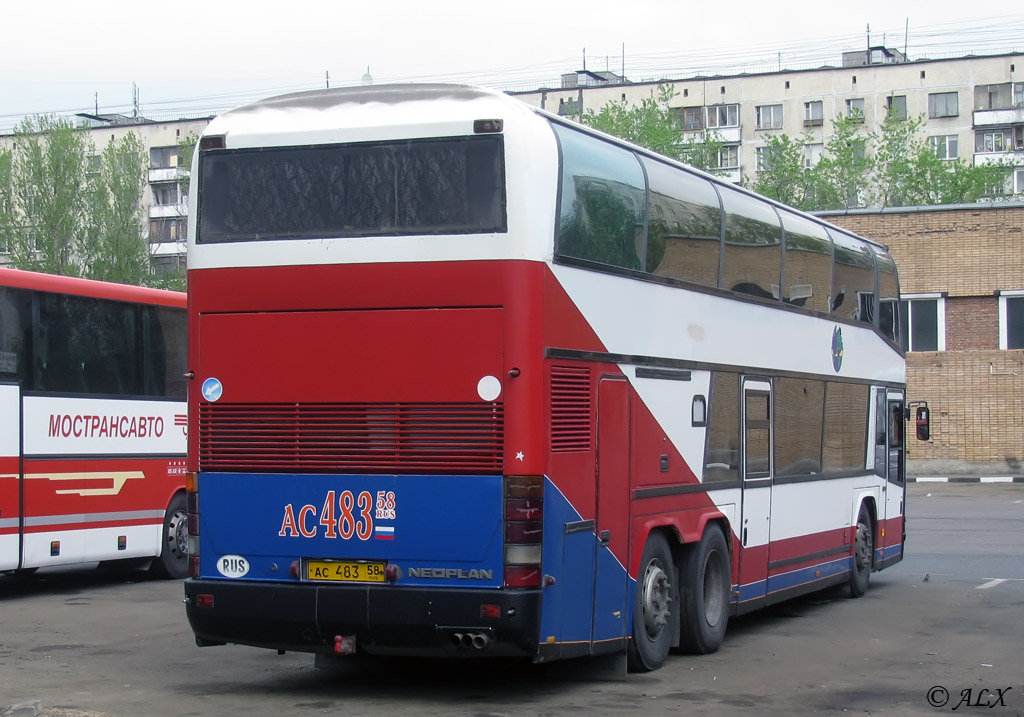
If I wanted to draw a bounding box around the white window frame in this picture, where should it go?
[804,101,823,122]
[706,104,739,129]
[902,293,946,352]
[845,98,865,118]
[886,95,908,120]
[929,135,959,160]
[755,104,783,130]
[717,145,739,169]
[998,290,1024,350]
[1015,167,1024,194]
[804,142,824,170]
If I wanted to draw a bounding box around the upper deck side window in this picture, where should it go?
[196,135,507,244]
[828,229,877,325]
[874,248,902,347]
[778,210,832,313]
[640,156,722,288]
[719,185,782,301]
[552,122,646,271]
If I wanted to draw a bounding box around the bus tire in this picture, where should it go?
[679,523,730,654]
[848,504,873,598]
[151,492,188,580]
[626,531,676,672]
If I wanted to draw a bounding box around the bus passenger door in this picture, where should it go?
[0,383,21,571]
[593,376,630,645]
[738,379,772,606]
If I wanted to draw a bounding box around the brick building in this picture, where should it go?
[821,202,1024,476]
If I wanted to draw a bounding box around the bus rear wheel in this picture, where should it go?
[150,492,188,579]
[627,531,676,672]
[679,523,729,654]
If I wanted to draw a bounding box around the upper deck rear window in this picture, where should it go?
[197,135,506,243]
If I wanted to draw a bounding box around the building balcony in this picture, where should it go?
[150,241,186,257]
[148,167,188,183]
[149,204,187,219]
[974,150,1024,166]
[973,107,1024,127]
[708,127,742,143]
[718,167,742,184]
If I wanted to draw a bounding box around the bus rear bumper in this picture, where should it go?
[184,578,542,658]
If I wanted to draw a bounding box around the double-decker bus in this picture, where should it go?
[0,269,188,578]
[184,84,912,672]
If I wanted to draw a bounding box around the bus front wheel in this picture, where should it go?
[678,523,730,654]
[848,505,873,598]
[151,492,188,579]
[627,531,676,672]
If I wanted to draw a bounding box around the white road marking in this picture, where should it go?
[976,578,1024,589]
[977,579,1007,590]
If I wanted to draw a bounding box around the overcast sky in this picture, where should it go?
[1,2,1022,131]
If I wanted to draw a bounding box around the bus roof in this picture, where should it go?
[0,268,186,308]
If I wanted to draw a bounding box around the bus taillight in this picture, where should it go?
[504,476,543,588]
[186,472,200,578]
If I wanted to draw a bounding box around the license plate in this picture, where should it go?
[306,559,386,583]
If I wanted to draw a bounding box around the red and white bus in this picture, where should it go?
[0,269,188,578]
[184,84,912,671]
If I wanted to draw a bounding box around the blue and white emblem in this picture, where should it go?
[202,377,224,402]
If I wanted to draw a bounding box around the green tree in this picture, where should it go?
[88,132,152,285]
[176,130,199,199]
[2,115,165,287]
[578,85,725,175]
[744,132,816,210]
[6,116,96,276]
[813,112,874,210]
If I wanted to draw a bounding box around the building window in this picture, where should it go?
[999,291,1024,349]
[151,183,180,206]
[898,294,945,352]
[804,143,824,169]
[928,92,959,118]
[886,95,908,120]
[717,145,739,169]
[706,104,739,129]
[755,104,783,130]
[976,129,1012,153]
[676,106,703,131]
[974,82,1024,110]
[803,101,824,126]
[929,135,959,160]
[1015,167,1024,194]
[149,146,180,169]
[845,98,865,120]
[150,218,187,244]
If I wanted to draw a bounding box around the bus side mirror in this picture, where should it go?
[915,406,930,441]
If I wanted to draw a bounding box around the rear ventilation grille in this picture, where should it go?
[199,403,503,474]
[550,366,592,452]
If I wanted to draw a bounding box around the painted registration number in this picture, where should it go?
[306,560,386,583]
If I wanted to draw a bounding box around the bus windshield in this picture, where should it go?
[197,135,507,243]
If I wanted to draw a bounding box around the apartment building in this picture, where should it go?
[512,51,1024,196]
[0,114,213,272]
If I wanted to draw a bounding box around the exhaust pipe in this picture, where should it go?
[447,631,491,650]
[471,633,490,649]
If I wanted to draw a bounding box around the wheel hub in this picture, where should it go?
[641,560,672,638]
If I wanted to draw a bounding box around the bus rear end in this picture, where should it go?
[183,85,554,659]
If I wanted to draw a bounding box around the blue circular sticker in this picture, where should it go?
[831,326,844,373]
[202,377,224,402]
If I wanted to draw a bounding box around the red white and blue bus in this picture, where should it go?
[184,84,911,671]
[0,269,188,578]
